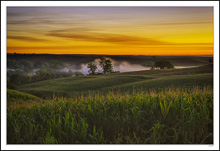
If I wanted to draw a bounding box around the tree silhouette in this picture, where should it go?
[87,63,97,75]
[154,60,174,69]
[99,57,114,74]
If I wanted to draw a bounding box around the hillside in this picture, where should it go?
[7,89,42,107]
[17,64,213,98]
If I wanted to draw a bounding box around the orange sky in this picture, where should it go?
[7,7,213,55]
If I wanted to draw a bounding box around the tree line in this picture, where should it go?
[8,59,64,71]
[7,58,118,89]
[7,59,78,89]
[7,58,175,89]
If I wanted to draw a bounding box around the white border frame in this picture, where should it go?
[1,1,219,150]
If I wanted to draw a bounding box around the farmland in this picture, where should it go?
[5,6,215,146]
[6,55,213,144]
[7,87,213,144]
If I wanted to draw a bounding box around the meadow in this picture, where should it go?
[6,55,213,144]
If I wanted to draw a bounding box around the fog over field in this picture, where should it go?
[60,58,149,75]
[7,54,212,78]
[59,57,201,75]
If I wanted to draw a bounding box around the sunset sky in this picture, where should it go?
[7,7,213,55]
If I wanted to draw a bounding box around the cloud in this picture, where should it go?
[7,18,67,25]
[47,29,167,45]
[148,21,212,26]
[7,20,33,25]
[7,36,47,42]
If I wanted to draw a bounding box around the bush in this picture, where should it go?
[34,61,49,69]
[74,71,84,76]
[19,60,33,72]
[7,60,20,69]
[49,60,63,69]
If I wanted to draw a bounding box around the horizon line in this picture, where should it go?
[7,53,213,56]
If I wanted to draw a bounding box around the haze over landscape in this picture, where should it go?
[7,7,213,55]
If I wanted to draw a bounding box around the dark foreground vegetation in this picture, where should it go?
[7,87,213,144]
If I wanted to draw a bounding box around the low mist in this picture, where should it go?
[60,57,149,75]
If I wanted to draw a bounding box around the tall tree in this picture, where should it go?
[99,57,114,74]
[87,63,97,75]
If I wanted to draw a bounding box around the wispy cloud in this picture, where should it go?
[7,20,33,25]
[47,29,168,45]
[7,35,48,42]
[6,7,213,55]
[148,21,212,26]
[7,18,70,25]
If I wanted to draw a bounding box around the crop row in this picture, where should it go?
[7,87,213,144]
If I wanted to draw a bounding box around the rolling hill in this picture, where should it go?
[17,64,213,98]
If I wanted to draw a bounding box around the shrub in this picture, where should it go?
[74,71,84,76]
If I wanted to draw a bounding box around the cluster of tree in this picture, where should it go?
[8,60,33,72]
[7,69,76,89]
[7,58,87,89]
[33,69,75,80]
[8,59,64,72]
[7,74,31,89]
[87,57,114,75]
[48,60,64,69]
[7,69,26,76]
[34,60,64,70]
[34,61,49,69]
[151,60,174,69]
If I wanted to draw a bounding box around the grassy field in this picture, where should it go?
[7,63,213,144]
[17,64,213,98]
[7,89,41,106]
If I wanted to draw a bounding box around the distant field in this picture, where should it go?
[17,64,213,98]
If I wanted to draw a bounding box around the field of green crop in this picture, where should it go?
[7,87,213,144]
[7,64,213,144]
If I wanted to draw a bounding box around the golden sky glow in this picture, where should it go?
[7,7,213,55]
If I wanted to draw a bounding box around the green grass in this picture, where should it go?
[17,75,154,98]
[101,73,213,92]
[7,87,213,144]
[17,64,213,99]
[7,89,41,107]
